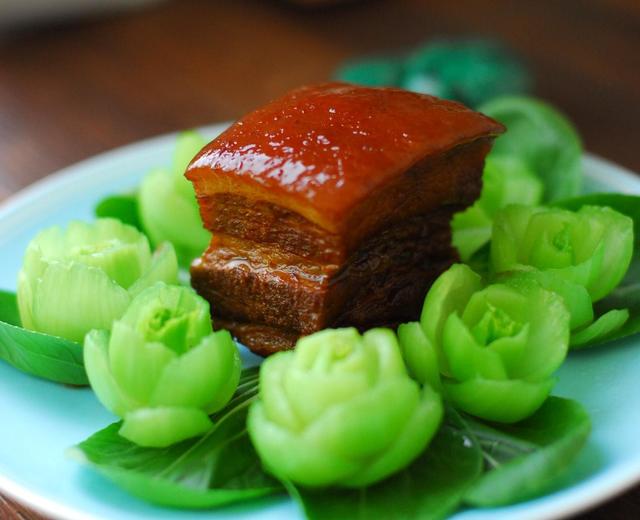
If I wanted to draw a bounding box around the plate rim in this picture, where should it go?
[1,127,640,520]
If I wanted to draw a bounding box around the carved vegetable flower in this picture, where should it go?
[452,155,542,261]
[247,328,443,488]
[84,283,241,447]
[138,131,211,266]
[491,205,634,301]
[17,218,178,343]
[400,264,570,423]
[479,96,583,201]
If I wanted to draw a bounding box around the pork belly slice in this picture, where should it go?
[210,319,300,357]
[192,227,454,356]
[191,206,458,353]
[187,83,504,354]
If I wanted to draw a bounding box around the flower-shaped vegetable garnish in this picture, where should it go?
[491,205,634,302]
[479,96,583,201]
[334,40,530,108]
[496,268,593,331]
[247,328,443,488]
[452,155,542,261]
[17,218,178,343]
[334,58,402,88]
[138,131,211,266]
[400,264,570,423]
[84,282,241,447]
[402,40,530,108]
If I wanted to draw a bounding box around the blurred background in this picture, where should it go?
[1,0,639,202]
[0,0,639,517]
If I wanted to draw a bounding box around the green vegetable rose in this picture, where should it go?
[334,58,402,88]
[247,328,443,488]
[400,264,570,423]
[84,282,241,447]
[479,96,583,201]
[333,40,530,108]
[496,268,630,349]
[402,40,530,108]
[496,268,593,331]
[491,205,634,301]
[452,155,542,261]
[17,218,178,343]
[138,131,211,266]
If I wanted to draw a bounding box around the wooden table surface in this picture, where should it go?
[0,0,639,518]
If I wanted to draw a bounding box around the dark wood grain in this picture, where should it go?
[0,0,639,518]
[0,493,44,520]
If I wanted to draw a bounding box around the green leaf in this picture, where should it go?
[71,368,281,509]
[95,194,142,231]
[462,396,591,507]
[0,289,21,326]
[288,411,482,520]
[0,291,88,385]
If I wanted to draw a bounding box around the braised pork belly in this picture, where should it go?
[187,83,504,354]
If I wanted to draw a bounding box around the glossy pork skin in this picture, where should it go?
[188,83,504,355]
[187,83,503,239]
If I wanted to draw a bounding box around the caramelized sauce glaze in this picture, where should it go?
[187,83,503,234]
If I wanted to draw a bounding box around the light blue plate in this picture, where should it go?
[0,124,639,520]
